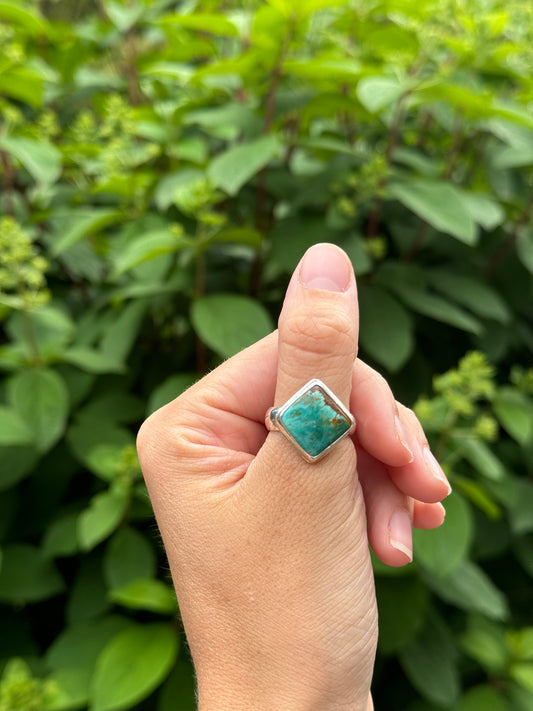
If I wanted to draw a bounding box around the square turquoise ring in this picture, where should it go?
[265,379,356,463]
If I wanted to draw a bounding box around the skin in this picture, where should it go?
[137,243,450,711]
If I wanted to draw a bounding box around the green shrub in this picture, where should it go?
[1,0,533,709]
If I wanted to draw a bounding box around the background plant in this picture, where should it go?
[0,0,532,709]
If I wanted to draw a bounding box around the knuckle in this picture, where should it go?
[283,308,355,360]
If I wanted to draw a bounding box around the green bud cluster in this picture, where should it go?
[0,659,58,711]
[0,217,49,309]
[434,350,495,417]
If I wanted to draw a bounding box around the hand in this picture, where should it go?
[137,243,450,711]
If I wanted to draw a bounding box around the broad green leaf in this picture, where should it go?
[8,368,69,453]
[413,491,473,577]
[77,489,129,552]
[47,616,133,671]
[207,135,281,196]
[461,192,506,231]
[425,560,509,620]
[110,579,177,615]
[0,445,38,490]
[0,544,64,603]
[191,294,273,359]
[63,348,125,374]
[154,169,203,211]
[209,227,262,249]
[67,558,110,624]
[91,623,179,711]
[51,210,123,256]
[390,282,484,335]
[0,407,33,446]
[494,387,533,446]
[376,576,429,654]
[357,76,406,113]
[159,13,238,35]
[400,613,459,707]
[111,230,189,278]
[454,436,506,481]
[67,416,134,478]
[389,180,476,244]
[0,136,61,184]
[429,270,511,323]
[0,67,44,107]
[461,616,508,672]
[100,302,148,366]
[102,0,143,31]
[359,285,414,372]
[44,668,92,711]
[453,686,510,711]
[0,1,47,32]
[147,374,197,414]
[43,513,79,559]
[104,527,156,591]
[511,663,533,693]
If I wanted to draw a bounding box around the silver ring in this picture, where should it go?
[265,378,355,463]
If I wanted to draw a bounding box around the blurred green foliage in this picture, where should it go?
[0,0,533,709]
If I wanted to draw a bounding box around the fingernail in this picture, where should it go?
[395,415,414,462]
[299,243,352,292]
[423,446,452,496]
[389,509,413,562]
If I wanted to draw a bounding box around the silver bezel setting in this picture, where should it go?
[269,378,356,463]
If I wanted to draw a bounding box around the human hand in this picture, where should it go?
[137,243,450,711]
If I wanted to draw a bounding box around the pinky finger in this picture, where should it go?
[413,500,446,530]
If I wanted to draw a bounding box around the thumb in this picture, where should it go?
[261,243,359,469]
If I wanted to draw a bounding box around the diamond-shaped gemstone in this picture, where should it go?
[279,383,352,458]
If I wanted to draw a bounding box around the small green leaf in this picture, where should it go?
[425,560,509,620]
[494,387,533,446]
[63,348,125,374]
[357,76,406,113]
[51,210,123,256]
[0,136,61,184]
[461,616,508,672]
[8,369,69,453]
[453,685,510,711]
[91,623,179,711]
[511,663,533,693]
[413,491,473,577]
[208,135,281,196]
[43,513,79,559]
[429,270,511,324]
[44,668,92,711]
[0,544,64,603]
[77,490,129,552]
[147,374,197,414]
[104,527,156,591]
[110,579,177,615]
[389,180,477,244]
[399,613,459,707]
[0,446,38,490]
[159,12,238,35]
[191,294,273,359]
[112,230,189,278]
[454,436,506,481]
[359,285,414,372]
[0,407,33,446]
[461,192,506,231]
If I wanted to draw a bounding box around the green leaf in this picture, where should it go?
[0,544,64,603]
[208,135,281,196]
[429,270,511,324]
[389,180,477,244]
[77,489,129,552]
[453,436,506,481]
[511,663,533,693]
[158,658,196,711]
[0,136,61,184]
[91,623,179,711]
[413,491,473,577]
[376,576,429,654]
[147,374,197,414]
[453,685,510,711]
[110,579,177,615]
[461,192,506,231]
[425,560,509,620]
[0,445,38,490]
[68,416,134,478]
[51,210,123,256]
[154,169,204,211]
[0,406,33,446]
[508,481,533,535]
[517,228,533,274]
[47,616,133,671]
[44,668,92,711]
[461,616,508,672]
[63,348,125,374]
[359,285,414,372]
[494,387,533,446]
[103,0,143,31]
[8,369,69,453]
[43,513,79,559]
[399,613,459,707]
[0,1,47,32]
[104,527,156,591]
[357,76,407,113]
[159,12,238,35]
[111,230,188,278]
[100,302,148,366]
[67,558,110,624]
[191,294,274,359]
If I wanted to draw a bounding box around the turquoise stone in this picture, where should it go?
[279,385,352,458]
